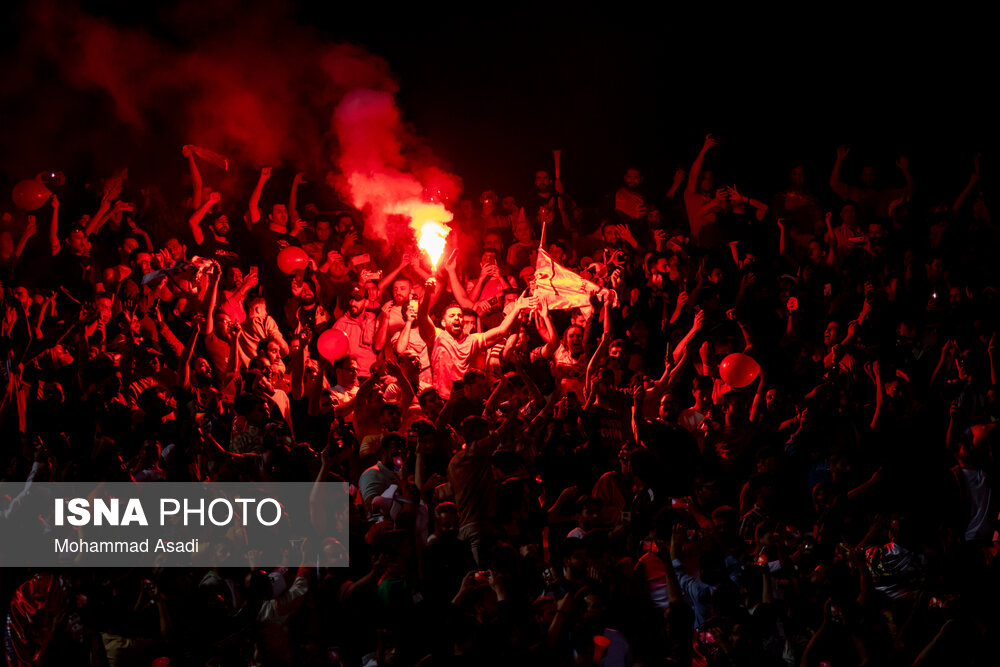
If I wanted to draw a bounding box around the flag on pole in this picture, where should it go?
[534,247,601,310]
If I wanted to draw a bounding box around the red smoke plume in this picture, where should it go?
[5,0,462,247]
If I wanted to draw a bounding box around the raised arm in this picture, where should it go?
[378,252,412,296]
[897,154,914,201]
[248,167,271,225]
[289,171,305,224]
[14,215,36,259]
[952,154,981,214]
[202,265,222,337]
[444,259,475,310]
[417,278,441,351]
[536,300,559,359]
[48,197,60,256]
[482,295,529,348]
[177,318,202,389]
[183,145,203,210]
[394,304,418,356]
[830,145,861,201]
[686,134,717,199]
[188,192,221,247]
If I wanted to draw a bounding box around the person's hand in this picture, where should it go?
[989,331,998,357]
[486,570,505,595]
[292,171,307,185]
[182,145,193,158]
[50,195,59,211]
[343,231,359,247]
[703,134,719,151]
[401,250,413,266]
[191,313,205,333]
[554,178,565,195]
[896,154,909,171]
[836,145,850,161]
[675,289,689,311]
[785,296,798,313]
[692,309,705,332]
[207,191,222,206]
[290,218,306,236]
[631,384,644,408]
[776,217,785,231]
[672,167,687,187]
[556,591,573,615]
[260,166,272,180]
[727,185,747,205]
[458,570,479,594]
[404,304,418,323]
[715,187,729,201]
[24,216,36,237]
[424,277,437,291]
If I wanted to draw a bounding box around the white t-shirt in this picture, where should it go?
[431,329,485,400]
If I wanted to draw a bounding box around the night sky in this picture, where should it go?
[0,2,993,213]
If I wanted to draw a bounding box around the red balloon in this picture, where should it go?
[317,328,350,361]
[276,246,309,274]
[11,179,51,211]
[719,353,760,389]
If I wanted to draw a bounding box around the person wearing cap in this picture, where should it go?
[332,284,378,379]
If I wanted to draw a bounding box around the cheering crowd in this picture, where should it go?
[1,135,998,666]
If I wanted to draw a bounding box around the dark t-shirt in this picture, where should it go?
[195,235,242,271]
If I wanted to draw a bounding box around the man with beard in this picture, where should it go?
[188,191,241,271]
[332,285,378,379]
[522,169,577,237]
[613,166,648,223]
[417,278,528,401]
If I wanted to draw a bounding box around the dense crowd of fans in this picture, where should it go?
[1,135,998,666]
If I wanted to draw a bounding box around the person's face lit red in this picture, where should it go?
[166,238,185,259]
[135,253,152,274]
[462,313,476,336]
[566,326,584,355]
[211,215,230,237]
[861,166,876,188]
[699,170,715,194]
[534,170,552,193]
[442,306,463,336]
[789,165,805,189]
[824,321,839,346]
[624,168,641,190]
[392,280,411,304]
[514,221,533,243]
[271,204,289,227]
[840,204,858,228]
[315,220,332,242]
[484,234,503,252]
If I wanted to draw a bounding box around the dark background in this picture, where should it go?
[0,2,993,214]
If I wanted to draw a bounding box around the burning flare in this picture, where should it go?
[415,218,450,270]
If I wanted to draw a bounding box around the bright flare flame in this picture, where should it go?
[388,200,451,269]
[417,220,450,269]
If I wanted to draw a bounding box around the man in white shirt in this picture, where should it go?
[417,277,528,400]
